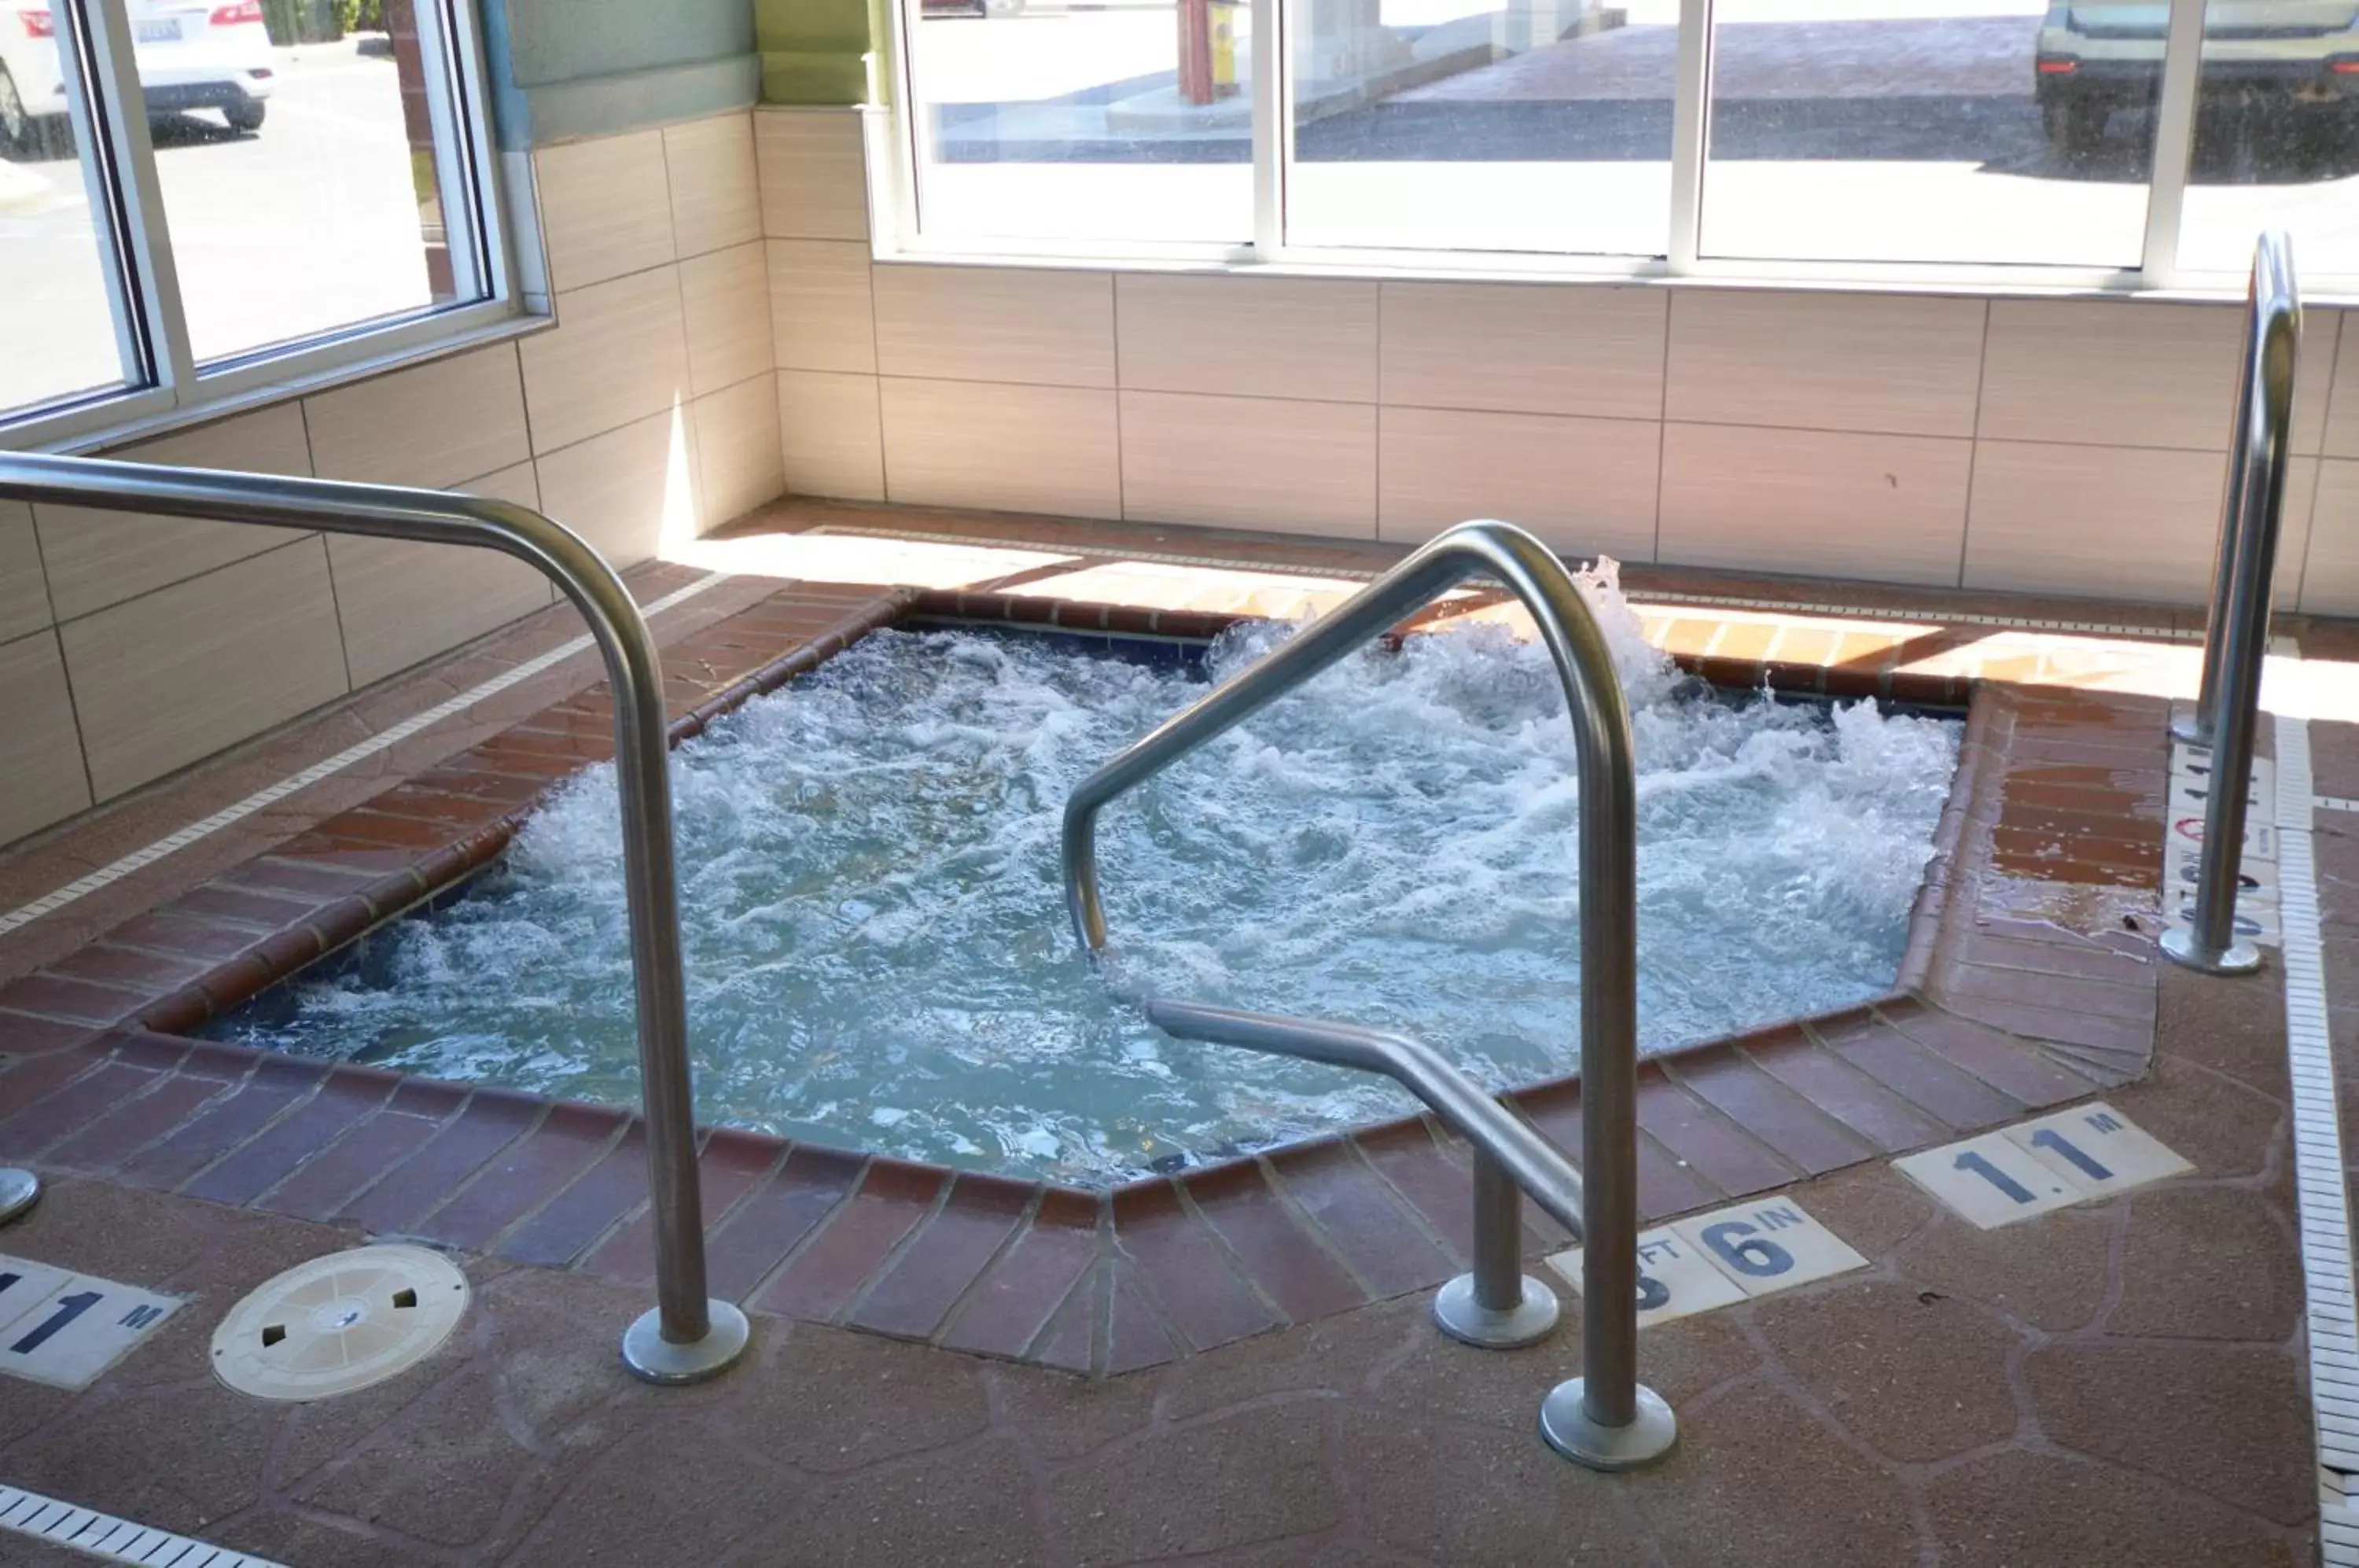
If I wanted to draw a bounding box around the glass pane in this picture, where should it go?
[0,6,131,416]
[1701,0,2155,266]
[2173,0,2359,281]
[1287,0,1674,255]
[140,0,469,363]
[905,0,1251,245]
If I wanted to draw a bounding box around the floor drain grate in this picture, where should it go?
[0,1482,288,1566]
[211,1244,468,1402]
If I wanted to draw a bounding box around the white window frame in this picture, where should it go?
[4,0,532,452]
[878,0,2352,302]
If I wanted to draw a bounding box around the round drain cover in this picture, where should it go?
[211,1244,469,1401]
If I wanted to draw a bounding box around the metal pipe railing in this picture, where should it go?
[0,452,749,1384]
[1062,520,1675,1472]
[2163,232,2301,977]
[1143,1000,1573,1350]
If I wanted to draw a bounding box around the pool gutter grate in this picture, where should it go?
[2268,715,2359,1566]
[0,1482,289,1566]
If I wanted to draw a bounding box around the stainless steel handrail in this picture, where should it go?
[1062,520,1675,1472]
[1143,999,1581,1357]
[2164,232,2300,977]
[0,451,749,1384]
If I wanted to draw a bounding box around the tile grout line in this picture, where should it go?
[0,572,735,940]
[2269,713,2359,1566]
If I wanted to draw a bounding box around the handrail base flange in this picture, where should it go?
[622,1301,753,1385]
[1539,1378,1678,1471]
[2168,712,2214,747]
[1433,1273,1561,1349]
[2160,926,2263,976]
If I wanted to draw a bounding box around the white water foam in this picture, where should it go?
[219,565,1960,1183]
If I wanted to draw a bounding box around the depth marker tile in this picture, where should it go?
[1550,1196,1864,1326]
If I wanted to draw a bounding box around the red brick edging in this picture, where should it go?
[0,582,2168,1375]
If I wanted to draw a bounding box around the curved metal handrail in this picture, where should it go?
[1061,519,1673,1470]
[0,451,748,1384]
[2166,230,2300,976]
[1142,999,1586,1236]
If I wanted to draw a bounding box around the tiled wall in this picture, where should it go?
[1,109,787,850]
[757,105,2359,620]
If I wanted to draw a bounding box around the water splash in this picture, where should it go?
[221,576,1958,1184]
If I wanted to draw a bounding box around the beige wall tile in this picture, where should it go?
[37,403,313,622]
[330,465,549,688]
[1666,292,1985,438]
[664,112,763,259]
[694,375,787,528]
[1964,440,2237,604]
[873,266,1114,388]
[1658,422,1970,587]
[1119,275,1377,403]
[61,538,348,800]
[1380,282,1665,420]
[1120,390,1376,536]
[2299,458,2359,616]
[0,631,90,846]
[778,370,885,501]
[679,241,776,397]
[881,377,1120,519]
[0,502,51,642]
[1378,407,1659,560]
[536,409,702,568]
[304,345,531,488]
[521,268,692,455]
[2279,456,2319,614]
[1978,300,2242,450]
[2294,307,2339,456]
[770,240,874,375]
[2325,312,2359,460]
[755,109,869,242]
[532,130,674,294]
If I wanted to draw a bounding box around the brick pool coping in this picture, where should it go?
[0,576,2168,1377]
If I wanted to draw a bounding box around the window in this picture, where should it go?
[1698,0,2155,267]
[0,0,510,436]
[1286,0,1674,256]
[898,0,1254,245]
[889,0,2359,289]
[2172,0,2359,280]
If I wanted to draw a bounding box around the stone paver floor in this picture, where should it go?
[0,894,2320,1566]
[0,503,2348,1565]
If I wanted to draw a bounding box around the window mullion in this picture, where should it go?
[414,0,487,301]
[1251,0,1286,258]
[46,1,142,390]
[2140,0,2206,287]
[75,0,197,399]
[1666,0,1713,272]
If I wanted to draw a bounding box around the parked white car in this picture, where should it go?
[1,0,275,156]
[2034,0,2359,149]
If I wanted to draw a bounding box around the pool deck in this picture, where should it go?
[0,500,2348,1564]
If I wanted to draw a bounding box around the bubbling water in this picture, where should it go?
[220,564,1960,1183]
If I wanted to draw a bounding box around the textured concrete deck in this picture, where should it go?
[0,940,2314,1565]
[0,502,2346,1564]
